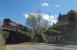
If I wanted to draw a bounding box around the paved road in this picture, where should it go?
[6,44,77,50]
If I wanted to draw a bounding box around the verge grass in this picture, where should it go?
[0,45,6,50]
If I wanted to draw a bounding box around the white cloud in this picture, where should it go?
[43,14,53,20]
[42,14,57,25]
[23,13,57,25]
[55,4,60,8]
[41,2,49,7]
[23,13,28,19]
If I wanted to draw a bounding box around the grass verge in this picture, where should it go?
[0,45,6,50]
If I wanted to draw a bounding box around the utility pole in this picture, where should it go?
[49,12,51,26]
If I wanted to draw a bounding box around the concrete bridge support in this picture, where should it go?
[0,32,5,45]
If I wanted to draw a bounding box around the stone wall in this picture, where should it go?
[0,33,5,45]
[0,27,5,45]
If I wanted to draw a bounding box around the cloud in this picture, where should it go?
[42,14,57,25]
[23,13,28,19]
[23,13,57,25]
[55,4,60,8]
[41,2,49,7]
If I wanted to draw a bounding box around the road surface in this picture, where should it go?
[6,44,77,50]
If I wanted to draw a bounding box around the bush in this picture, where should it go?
[53,40,64,45]
[42,33,54,43]
[47,38,54,44]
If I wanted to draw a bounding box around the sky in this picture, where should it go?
[0,0,77,26]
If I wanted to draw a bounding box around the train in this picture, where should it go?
[2,18,30,31]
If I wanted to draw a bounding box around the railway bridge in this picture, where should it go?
[3,27,31,44]
[1,19,32,44]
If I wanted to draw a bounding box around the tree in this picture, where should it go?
[56,10,77,41]
[26,13,49,40]
[68,10,77,22]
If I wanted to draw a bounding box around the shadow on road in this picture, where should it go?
[54,48,64,50]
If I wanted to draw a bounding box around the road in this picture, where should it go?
[6,44,77,50]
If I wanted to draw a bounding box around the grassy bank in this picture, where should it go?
[0,45,6,50]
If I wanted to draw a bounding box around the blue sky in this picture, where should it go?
[0,0,77,25]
